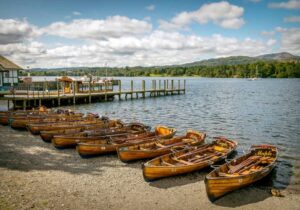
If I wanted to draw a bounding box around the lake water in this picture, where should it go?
[2,77,300,191]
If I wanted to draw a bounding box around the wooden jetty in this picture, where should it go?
[0,79,186,110]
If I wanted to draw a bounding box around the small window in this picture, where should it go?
[4,72,9,78]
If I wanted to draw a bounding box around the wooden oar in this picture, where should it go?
[191,152,223,163]
[176,145,213,159]
[229,156,261,174]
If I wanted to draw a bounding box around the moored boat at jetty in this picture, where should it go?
[76,126,176,157]
[142,137,237,181]
[117,130,206,162]
[205,144,277,201]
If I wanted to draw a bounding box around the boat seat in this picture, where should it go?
[155,142,166,148]
[171,157,193,165]
[161,160,174,166]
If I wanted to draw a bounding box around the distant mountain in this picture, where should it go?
[255,52,299,60]
[182,52,300,67]
[28,52,300,71]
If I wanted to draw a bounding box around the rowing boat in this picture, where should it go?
[40,120,125,142]
[10,114,85,129]
[205,144,277,201]
[117,130,206,162]
[142,137,237,181]
[52,122,152,148]
[27,118,107,135]
[0,109,51,125]
[76,126,176,157]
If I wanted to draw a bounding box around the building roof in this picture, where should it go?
[0,55,23,71]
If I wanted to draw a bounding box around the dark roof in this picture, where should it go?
[0,55,23,71]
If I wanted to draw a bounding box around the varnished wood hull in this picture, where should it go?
[142,138,237,181]
[118,149,170,162]
[10,115,84,129]
[142,155,228,181]
[40,128,83,142]
[117,130,206,162]
[77,126,177,157]
[205,164,275,201]
[27,121,103,135]
[76,143,116,157]
[52,136,103,148]
[205,144,278,201]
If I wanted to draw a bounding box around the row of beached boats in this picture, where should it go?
[0,107,278,201]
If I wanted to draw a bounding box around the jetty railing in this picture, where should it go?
[1,79,186,110]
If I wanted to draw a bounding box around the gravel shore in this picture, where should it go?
[0,125,299,210]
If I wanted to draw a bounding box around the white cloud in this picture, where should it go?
[159,1,245,30]
[1,30,273,68]
[0,19,41,44]
[269,0,300,9]
[146,5,155,11]
[276,27,300,54]
[72,11,81,16]
[261,30,275,36]
[284,16,300,22]
[43,16,152,40]
[267,38,277,46]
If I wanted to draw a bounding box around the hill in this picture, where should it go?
[182,52,300,67]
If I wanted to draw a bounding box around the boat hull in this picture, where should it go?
[118,149,169,162]
[205,165,275,201]
[76,143,116,157]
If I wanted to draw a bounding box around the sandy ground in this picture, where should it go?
[0,125,299,210]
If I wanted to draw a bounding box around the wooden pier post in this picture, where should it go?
[27,84,29,101]
[178,80,180,94]
[184,79,186,94]
[23,100,26,110]
[153,80,157,97]
[88,80,92,103]
[105,81,108,101]
[57,80,61,106]
[166,80,169,95]
[73,81,76,105]
[118,80,121,100]
[142,80,145,98]
[151,80,154,97]
[171,80,174,95]
[130,80,133,99]
[158,80,161,96]
[164,80,166,95]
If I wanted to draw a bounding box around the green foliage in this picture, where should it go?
[28,61,300,78]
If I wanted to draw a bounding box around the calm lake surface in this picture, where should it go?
[3,77,300,191]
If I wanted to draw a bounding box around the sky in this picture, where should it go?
[0,0,299,68]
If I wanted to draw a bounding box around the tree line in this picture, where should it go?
[27,61,300,78]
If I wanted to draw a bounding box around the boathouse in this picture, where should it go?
[0,55,22,90]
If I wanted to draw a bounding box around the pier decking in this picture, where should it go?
[1,79,186,109]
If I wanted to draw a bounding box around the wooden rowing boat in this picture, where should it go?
[142,137,237,181]
[27,118,106,135]
[117,130,206,162]
[10,114,85,129]
[205,144,277,201]
[0,109,51,125]
[52,122,153,149]
[76,126,176,157]
[40,120,125,142]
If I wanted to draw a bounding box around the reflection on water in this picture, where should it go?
[3,77,300,190]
